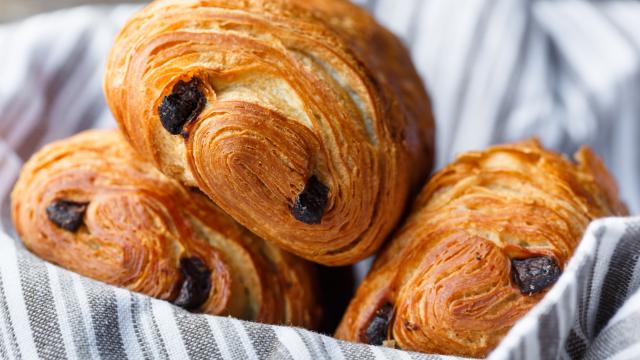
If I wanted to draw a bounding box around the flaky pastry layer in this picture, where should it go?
[336,140,627,357]
[12,129,320,328]
[104,0,435,265]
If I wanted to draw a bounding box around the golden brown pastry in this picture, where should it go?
[335,140,628,357]
[103,0,435,265]
[11,129,320,328]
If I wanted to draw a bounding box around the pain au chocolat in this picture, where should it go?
[11,129,320,328]
[336,140,627,357]
[103,0,435,266]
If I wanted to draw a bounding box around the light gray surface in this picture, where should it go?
[0,0,144,22]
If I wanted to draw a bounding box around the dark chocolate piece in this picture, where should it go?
[46,200,88,232]
[173,257,211,310]
[365,303,394,346]
[511,256,562,295]
[291,175,329,224]
[158,78,206,135]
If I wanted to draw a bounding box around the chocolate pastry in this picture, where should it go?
[12,129,321,327]
[104,0,435,265]
[336,140,628,357]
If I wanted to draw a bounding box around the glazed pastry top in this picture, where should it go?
[104,0,435,265]
[11,129,320,328]
[336,140,627,357]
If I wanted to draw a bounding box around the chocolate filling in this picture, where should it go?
[46,200,88,232]
[158,78,206,135]
[291,175,329,224]
[173,257,211,310]
[512,256,562,295]
[365,302,394,346]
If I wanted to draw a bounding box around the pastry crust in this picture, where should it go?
[335,140,627,357]
[11,129,320,328]
[103,0,435,265]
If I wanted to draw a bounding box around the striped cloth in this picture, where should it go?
[1,1,640,359]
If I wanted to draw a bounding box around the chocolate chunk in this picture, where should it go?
[365,303,394,346]
[291,175,329,224]
[512,256,562,295]
[158,78,206,135]
[173,257,211,310]
[46,200,88,232]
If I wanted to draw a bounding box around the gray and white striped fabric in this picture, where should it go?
[1,1,640,359]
